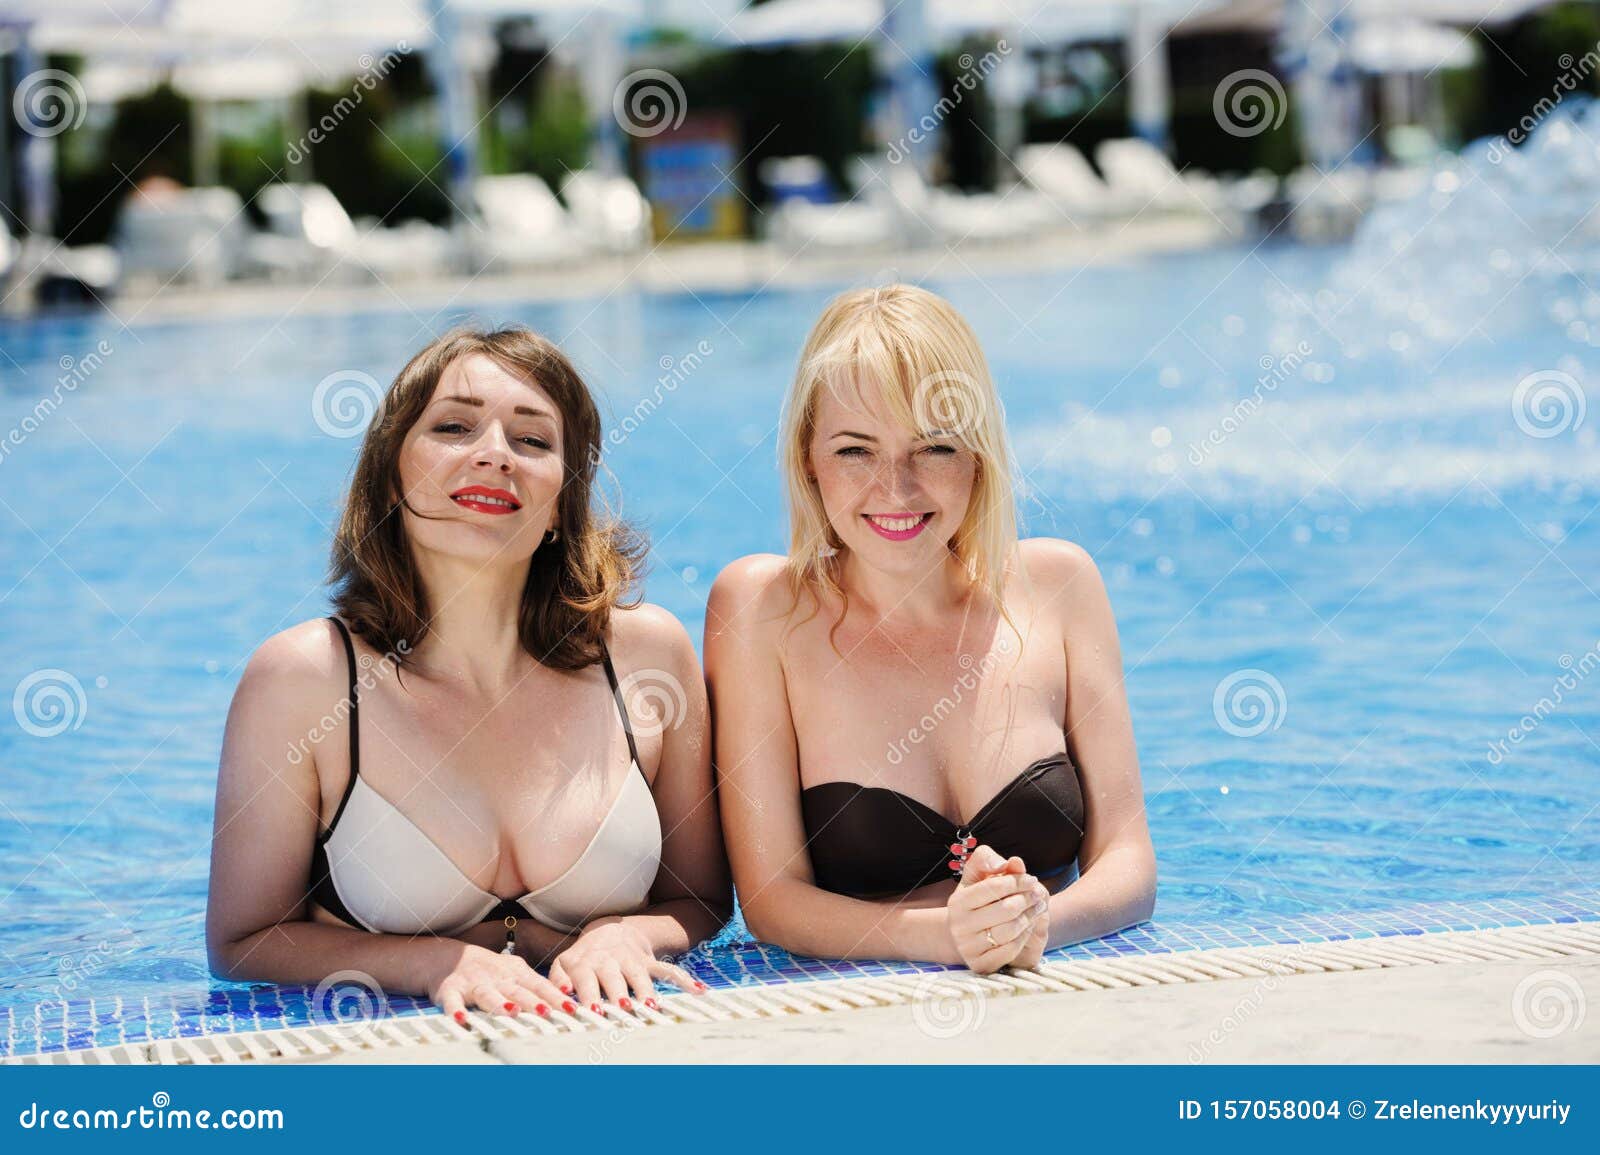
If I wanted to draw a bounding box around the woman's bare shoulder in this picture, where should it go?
[707,554,799,637]
[233,617,351,714]
[608,601,697,678]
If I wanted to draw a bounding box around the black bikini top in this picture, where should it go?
[799,752,1085,898]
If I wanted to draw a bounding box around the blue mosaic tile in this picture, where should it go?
[4,889,1597,1060]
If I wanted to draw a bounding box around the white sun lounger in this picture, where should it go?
[468,174,586,271]
[113,186,252,286]
[1016,142,1136,220]
[256,182,454,282]
[560,171,652,254]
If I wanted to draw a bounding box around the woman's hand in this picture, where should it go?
[946,846,1049,973]
[428,941,571,1025]
[547,916,704,1014]
[1007,876,1052,970]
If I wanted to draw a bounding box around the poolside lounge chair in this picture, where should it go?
[847,157,1057,247]
[113,186,252,286]
[467,174,586,271]
[1016,142,1136,220]
[1094,138,1224,218]
[560,171,652,254]
[256,183,455,282]
[765,196,899,251]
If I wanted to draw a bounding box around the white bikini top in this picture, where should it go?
[308,617,663,937]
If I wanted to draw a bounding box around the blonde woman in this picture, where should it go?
[208,327,730,1023]
[706,285,1155,973]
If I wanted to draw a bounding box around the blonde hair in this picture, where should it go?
[779,284,1019,625]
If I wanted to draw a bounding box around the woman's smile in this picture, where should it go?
[862,511,934,540]
[450,484,523,515]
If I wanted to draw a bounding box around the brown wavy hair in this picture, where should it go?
[329,326,643,670]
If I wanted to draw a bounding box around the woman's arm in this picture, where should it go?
[206,622,463,993]
[706,556,973,964]
[1024,540,1158,949]
[205,620,564,1017]
[588,603,733,957]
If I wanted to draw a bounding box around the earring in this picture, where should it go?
[543,528,561,544]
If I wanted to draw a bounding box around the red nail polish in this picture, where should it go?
[503,1002,517,1012]
[590,1002,601,1013]
[562,1001,575,1014]
[535,1004,549,1017]
[618,997,632,1010]
[560,984,572,995]
[453,1010,467,1024]
[693,980,707,991]
[645,998,658,1010]
[964,836,977,848]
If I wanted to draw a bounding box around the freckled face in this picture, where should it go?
[396,353,565,566]
[807,383,977,575]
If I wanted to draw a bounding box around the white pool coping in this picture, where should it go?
[11,920,1596,1066]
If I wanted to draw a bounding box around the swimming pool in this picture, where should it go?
[2,157,1597,1056]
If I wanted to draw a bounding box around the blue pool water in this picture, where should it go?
[1,226,1597,1050]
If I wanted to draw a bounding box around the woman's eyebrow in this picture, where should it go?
[438,394,553,419]
[828,430,877,441]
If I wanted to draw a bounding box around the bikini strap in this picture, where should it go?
[600,642,642,767]
[321,616,362,840]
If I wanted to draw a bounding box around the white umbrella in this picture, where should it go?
[723,0,1224,46]
[1349,18,1479,74]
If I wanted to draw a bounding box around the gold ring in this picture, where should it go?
[984,928,998,949]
